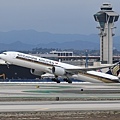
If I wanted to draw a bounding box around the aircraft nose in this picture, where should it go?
[0,54,3,59]
[0,53,5,59]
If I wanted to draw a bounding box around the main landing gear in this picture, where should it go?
[52,78,61,83]
[51,75,72,83]
[63,78,72,83]
[52,78,72,83]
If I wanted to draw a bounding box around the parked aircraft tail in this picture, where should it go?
[106,62,120,76]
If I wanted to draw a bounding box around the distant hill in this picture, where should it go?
[0,30,119,51]
[0,41,35,51]
[36,40,99,50]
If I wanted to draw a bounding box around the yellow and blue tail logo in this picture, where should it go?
[106,62,120,76]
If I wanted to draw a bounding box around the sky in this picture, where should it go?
[0,0,119,35]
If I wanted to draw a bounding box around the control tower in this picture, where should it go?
[94,3,119,64]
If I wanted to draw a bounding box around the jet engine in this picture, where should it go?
[52,66,66,76]
[30,69,45,76]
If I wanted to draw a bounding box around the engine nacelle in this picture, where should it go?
[52,66,66,76]
[30,69,45,76]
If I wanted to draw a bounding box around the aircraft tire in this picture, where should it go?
[68,81,72,84]
[57,81,60,83]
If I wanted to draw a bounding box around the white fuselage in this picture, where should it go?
[0,51,80,74]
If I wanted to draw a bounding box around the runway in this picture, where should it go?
[0,82,120,100]
[0,101,120,112]
[0,82,120,119]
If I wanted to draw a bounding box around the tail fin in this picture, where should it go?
[106,62,120,76]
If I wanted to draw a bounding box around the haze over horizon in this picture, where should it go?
[0,0,119,36]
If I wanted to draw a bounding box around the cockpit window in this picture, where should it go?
[3,52,7,55]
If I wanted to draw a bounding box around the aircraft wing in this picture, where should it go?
[65,63,119,74]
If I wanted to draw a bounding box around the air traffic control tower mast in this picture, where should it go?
[94,3,119,64]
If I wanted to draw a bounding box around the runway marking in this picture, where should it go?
[34,108,49,111]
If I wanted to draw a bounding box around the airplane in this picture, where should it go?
[0,51,119,83]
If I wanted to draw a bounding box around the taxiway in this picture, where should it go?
[0,82,120,119]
